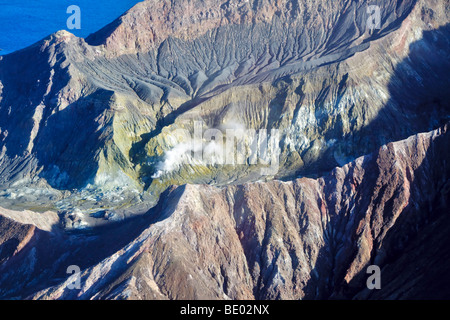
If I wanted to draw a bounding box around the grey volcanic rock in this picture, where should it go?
[0,0,449,300]
[0,123,448,300]
[0,0,448,205]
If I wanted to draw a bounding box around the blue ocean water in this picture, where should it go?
[0,0,141,55]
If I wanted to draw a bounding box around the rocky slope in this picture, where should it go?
[0,123,448,300]
[0,0,449,300]
[0,0,449,215]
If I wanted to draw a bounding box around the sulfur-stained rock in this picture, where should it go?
[0,0,449,300]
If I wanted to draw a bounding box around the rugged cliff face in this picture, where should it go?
[0,123,448,300]
[0,0,449,300]
[0,0,449,213]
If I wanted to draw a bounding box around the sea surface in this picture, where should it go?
[0,0,141,55]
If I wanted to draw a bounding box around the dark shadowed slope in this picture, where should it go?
[0,121,448,299]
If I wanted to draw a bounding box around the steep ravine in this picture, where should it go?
[0,0,448,217]
[0,123,447,299]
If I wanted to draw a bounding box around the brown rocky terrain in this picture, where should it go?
[0,123,448,300]
[0,0,449,300]
[0,0,448,204]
